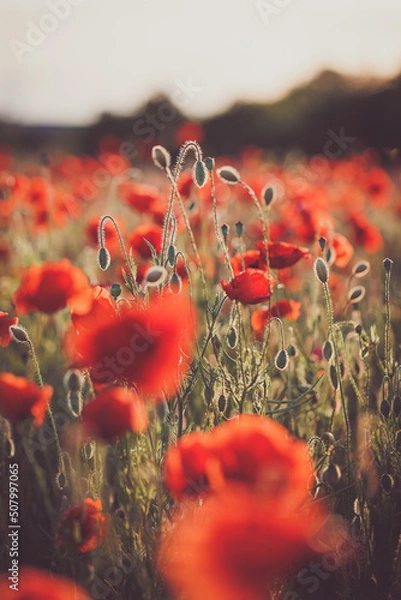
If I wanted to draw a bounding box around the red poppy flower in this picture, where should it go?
[230,250,266,276]
[70,286,116,334]
[331,232,354,268]
[67,293,197,397]
[257,241,310,269]
[0,567,91,600]
[82,386,148,441]
[221,269,275,305]
[175,121,205,147]
[13,259,92,315]
[0,311,18,347]
[0,373,53,427]
[56,498,108,553]
[128,223,163,260]
[251,299,301,338]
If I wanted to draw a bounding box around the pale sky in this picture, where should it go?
[1,0,401,125]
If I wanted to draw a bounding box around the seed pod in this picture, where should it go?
[348,286,366,304]
[383,258,394,274]
[352,260,370,278]
[287,344,296,357]
[318,237,327,253]
[227,328,238,349]
[9,325,29,343]
[322,463,341,487]
[329,364,338,389]
[151,145,171,170]
[193,160,208,188]
[221,224,229,241]
[204,157,215,172]
[217,166,240,185]
[169,273,182,294]
[380,399,391,419]
[314,257,329,284]
[323,340,333,361]
[235,221,244,238]
[97,247,111,271]
[110,284,122,299]
[381,473,394,494]
[144,266,167,287]
[167,245,176,266]
[275,349,289,371]
[262,186,274,206]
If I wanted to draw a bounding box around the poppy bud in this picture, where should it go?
[97,247,111,271]
[287,344,296,357]
[262,186,274,206]
[323,340,333,361]
[275,349,289,371]
[322,463,341,487]
[383,257,393,274]
[218,394,227,412]
[217,166,240,185]
[314,257,329,284]
[169,273,182,294]
[355,324,362,335]
[227,328,238,349]
[321,432,336,447]
[64,370,81,393]
[167,245,176,267]
[193,160,208,188]
[152,145,171,170]
[381,473,394,494]
[9,325,29,343]
[347,286,365,304]
[329,364,338,389]
[380,399,390,419]
[204,157,215,172]
[352,260,370,278]
[110,284,122,299]
[318,237,326,253]
[144,266,168,287]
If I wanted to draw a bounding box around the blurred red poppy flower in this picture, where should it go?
[251,299,301,338]
[0,311,18,347]
[159,416,346,600]
[128,222,163,259]
[257,241,310,269]
[119,182,164,213]
[13,259,92,315]
[82,386,148,441]
[67,293,197,397]
[330,232,354,268]
[221,269,275,304]
[230,250,266,276]
[174,121,205,147]
[0,567,91,600]
[348,213,383,253]
[0,373,53,427]
[56,498,108,553]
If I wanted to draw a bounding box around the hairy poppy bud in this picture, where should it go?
[235,221,244,238]
[167,245,176,267]
[227,328,238,349]
[380,399,390,419]
[383,257,393,274]
[221,224,229,241]
[110,284,122,299]
[323,340,333,361]
[352,260,370,278]
[169,272,182,294]
[348,286,365,304]
[262,186,274,206]
[314,257,329,284]
[97,247,111,271]
[204,157,215,172]
[329,364,338,389]
[193,160,208,188]
[217,166,240,185]
[9,325,29,343]
[275,349,289,371]
[318,237,326,253]
[144,266,168,287]
[152,145,171,170]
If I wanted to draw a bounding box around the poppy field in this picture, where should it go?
[0,138,401,600]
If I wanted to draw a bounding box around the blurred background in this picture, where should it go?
[1,0,401,156]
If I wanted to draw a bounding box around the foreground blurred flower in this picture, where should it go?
[221,269,275,305]
[82,386,149,441]
[159,416,346,600]
[251,299,301,339]
[0,373,53,427]
[56,498,108,553]
[0,311,18,347]
[0,567,90,600]
[13,259,92,315]
[67,293,197,397]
